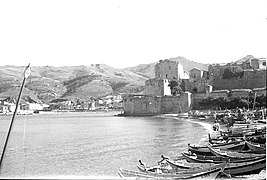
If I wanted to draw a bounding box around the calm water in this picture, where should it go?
[0,112,211,178]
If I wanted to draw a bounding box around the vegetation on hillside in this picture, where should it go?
[222,67,244,79]
[0,65,148,103]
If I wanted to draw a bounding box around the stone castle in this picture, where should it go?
[123,56,266,116]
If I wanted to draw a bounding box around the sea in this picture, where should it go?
[0,111,265,179]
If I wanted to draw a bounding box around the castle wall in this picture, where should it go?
[209,90,229,99]
[191,93,208,109]
[231,89,252,98]
[211,69,266,90]
[253,87,266,96]
[123,93,191,116]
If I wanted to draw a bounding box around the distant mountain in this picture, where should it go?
[124,62,157,79]
[124,56,209,78]
[167,56,209,72]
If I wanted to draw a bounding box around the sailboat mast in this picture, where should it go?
[0,64,31,175]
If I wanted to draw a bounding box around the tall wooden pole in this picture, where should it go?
[0,64,31,175]
[252,92,257,110]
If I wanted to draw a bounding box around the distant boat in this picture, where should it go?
[177,112,189,118]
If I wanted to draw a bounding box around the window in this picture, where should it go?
[166,74,168,78]
[193,74,196,78]
[263,62,266,66]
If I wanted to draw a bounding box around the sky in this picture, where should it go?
[0,0,266,68]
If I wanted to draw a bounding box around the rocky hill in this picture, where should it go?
[0,64,147,103]
[124,56,209,78]
[0,57,209,103]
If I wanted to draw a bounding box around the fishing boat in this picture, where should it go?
[181,152,266,164]
[118,162,226,180]
[167,157,266,176]
[207,145,265,159]
[188,140,246,156]
[245,141,266,152]
[177,112,189,118]
[204,114,216,120]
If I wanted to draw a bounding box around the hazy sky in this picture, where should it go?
[0,0,266,68]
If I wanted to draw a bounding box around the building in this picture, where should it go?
[189,68,209,81]
[155,59,188,81]
[144,79,171,96]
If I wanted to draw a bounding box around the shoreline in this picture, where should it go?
[158,114,215,144]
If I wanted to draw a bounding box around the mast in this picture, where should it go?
[252,92,257,110]
[0,64,31,175]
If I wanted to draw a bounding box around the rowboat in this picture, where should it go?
[245,141,266,152]
[188,140,246,156]
[166,157,266,176]
[177,113,189,118]
[118,162,226,179]
[204,114,215,120]
[207,145,265,159]
[181,152,266,164]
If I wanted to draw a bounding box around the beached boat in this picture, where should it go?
[167,157,266,176]
[177,113,189,118]
[207,145,265,159]
[245,141,266,150]
[181,152,266,164]
[119,162,226,179]
[188,140,246,156]
[204,114,215,120]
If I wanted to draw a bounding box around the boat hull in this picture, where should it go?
[118,166,223,180]
[167,157,266,176]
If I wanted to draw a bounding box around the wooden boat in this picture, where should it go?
[204,114,215,120]
[245,133,266,144]
[207,145,265,159]
[118,162,226,179]
[188,143,213,156]
[181,152,266,164]
[188,140,246,156]
[245,141,266,150]
[167,157,266,176]
[177,113,189,118]
[136,159,173,174]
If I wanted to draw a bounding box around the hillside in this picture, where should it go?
[124,56,209,77]
[234,55,256,64]
[0,64,148,103]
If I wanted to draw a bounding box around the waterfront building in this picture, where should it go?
[124,59,192,116]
